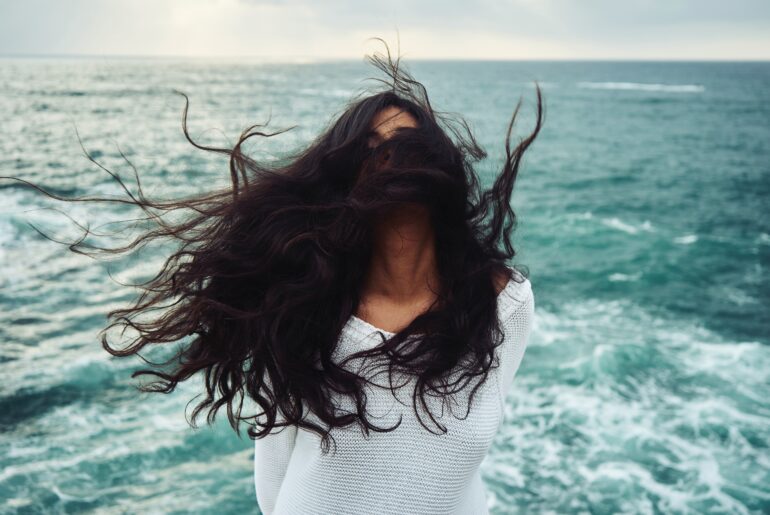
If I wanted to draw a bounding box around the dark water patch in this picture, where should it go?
[1,363,119,431]
[10,317,48,326]
[635,96,685,105]
[5,158,34,171]
[27,87,162,98]
[91,107,124,115]
[0,384,84,431]
[0,180,80,197]
[720,487,770,514]
[26,90,87,97]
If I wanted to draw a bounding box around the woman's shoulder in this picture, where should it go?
[496,267,534,320]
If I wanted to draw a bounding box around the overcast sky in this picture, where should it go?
[1,0,768,60]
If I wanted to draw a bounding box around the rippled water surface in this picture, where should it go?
[1,58,769,514]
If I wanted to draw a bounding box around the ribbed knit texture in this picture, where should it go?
[254,271,534,514]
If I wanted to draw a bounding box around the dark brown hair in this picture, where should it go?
[1,39,544,455]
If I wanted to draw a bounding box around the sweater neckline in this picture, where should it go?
[344,273,522,339]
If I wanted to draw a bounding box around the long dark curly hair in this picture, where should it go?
[2,40,544,455]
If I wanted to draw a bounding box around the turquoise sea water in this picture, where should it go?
[1,58,768,514]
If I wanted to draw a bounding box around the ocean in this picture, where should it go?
[1,57,768,514]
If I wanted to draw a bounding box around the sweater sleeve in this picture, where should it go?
[497,280,535,410]
[253,409,297,515]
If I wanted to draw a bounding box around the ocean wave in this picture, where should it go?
[599,217,655,234]
[499,298,769,514]
[577,81,705,93]
[564,212,657,235]
[673,234,698,245]
[298,88,354,98]
[608,272,642,282]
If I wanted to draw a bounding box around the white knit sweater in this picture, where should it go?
[254,272,534,514]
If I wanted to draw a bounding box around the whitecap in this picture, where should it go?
[600,217,655,234]
[577,81,705,93]
[495,297,770,514]
[673,234,698,245]
[608,272,642,282]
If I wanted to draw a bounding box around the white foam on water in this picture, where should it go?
[578,81,705,93]
[608,272,642,282]
[600,216,656,234]
[490,297,769,513]
[674,234,698,245]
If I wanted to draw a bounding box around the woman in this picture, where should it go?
[3,42,543,514]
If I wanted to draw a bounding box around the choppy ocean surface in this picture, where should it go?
[1,57,768,514]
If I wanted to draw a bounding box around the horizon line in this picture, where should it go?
[1,53,768,63]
